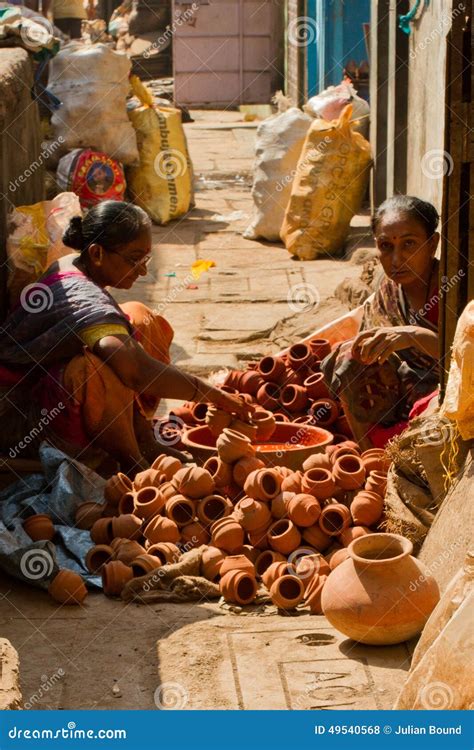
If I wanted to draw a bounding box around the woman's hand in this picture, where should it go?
[351,325,439,364]
[206,387,256,421]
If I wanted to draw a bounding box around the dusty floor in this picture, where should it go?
[0,109,410,712]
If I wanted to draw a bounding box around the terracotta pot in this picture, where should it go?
[270,575,305,610]
[361,449,392,474]
[319,503,351,536]
[232,455,265,488]
[267,519,301,554]
[239,370,264,395]
[144,516,180,545]
[302,452,332,472]
[48,569,87,605]
[234,497,271,531]
[280,384,309,413]
[339,525,371,547]
[247,524,271,550]
[114,539,146,566]
[23,514,54,542]
[310,399,340,427]
[332,455,366,490]
[85,544,114,573]
[205,406,232,438]
[104,472,133,505]
[189,402,208,424]
[240,545,259,564]
[219,554,255,577]
[202,457,232,491]
[111,514,142,541]
[251,409,277,442]
[300,468,336,500]
[216,428,253,463]
[165,495,196,527]
[305,573,328,614]
[256,382,280,410]
[261,561,288,589]
[133,487,166,520]
[271,492,290,519]
[172,466,215,499]
[229,419,258,442]
[220,385,239,395]
[365,470,388,496]
[201,546,226,580]
[102,560,133,596]
[147,542,181,565]
[220,570,257,605]
[351,490,384,527]
[295,553,331,588]
[255,550,286,578]
[287,343,314,371]
[75,502,104,530]
[133,468,161,492]
[303,372,330,400]
[90,517,113,545]
[286,494,321,527]
[181,521,210,547]
[273,412,289,422]
[210,517,245,553]
[328,440,360,454]
[282,368,304,387]
[281,471,303,493]
[238,393,256,406]
[309,337,331,360]
[257,355,287,384]
[329,445,361,466]
[131,554,162,577]
[327,548,350,570]
[118,492,136,515]
[322,533,440,644]
[151,455,182,480]
[168,404,194,424]
[244,468,282,501]
[197,494,233,526]
[302,524,331,552]
[159,481,178,502]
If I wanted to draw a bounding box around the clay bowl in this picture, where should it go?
[181,423,333,471]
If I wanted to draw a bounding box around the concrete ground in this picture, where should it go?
[0,110,410,712]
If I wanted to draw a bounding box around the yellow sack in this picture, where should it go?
[280,105,372,259]
[127,78,192,224]
[440,301,474,440]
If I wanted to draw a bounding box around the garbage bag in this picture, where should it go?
[57,149,126,209]
[304,81,370,138]
[280,105,372,260]
[440,301,474,440]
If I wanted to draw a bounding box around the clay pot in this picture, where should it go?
[273,412,289,422]
[280,384,309,413]
[90,517,113,545]
[132,468,159,492]
[234,497,271,531]
[327,548,350,570]
[158,481,177,502]
[302,524,331,552]
[75,502,104,530]
[332,455,366,490]
[232,455,265,488]
[256,382,280,410]
[147,542,181,565]
[282,368,304,386]
[165,495,196,527]
[267,519,301,554]
[361,449,391,474]
[168,404,194,424]
[281,471,303,494]
[111,514,142,541]
[329,445,361,466]
[309,337,331,360]
[286,494,321,528]
[104,472,133,505]
[305,574,327,614]
[85,544,114,573]
[271,492,290,519]
[133,487,165,520]
[239,370,264,395]
[261,561,288,589]
[251,409,277,442]
[365,470,388,496]
[244,468,282,501]
[240,545,259,564]
[339,526,371,547]
[237,393,255,406]
[247,524,271,550]
[48,569,87,605]
[210,517,245,553]
[219,554,255,577]
[270,575,305,610]
[257,355,286,384]
[301,468,336,501]
[216,428,253,463]
[151,455,182,480]
[188,402,208,424]
[131,554,162,577]
[118,492,136,515]
[197,494,233,526]
[203,457,233,488]
[23,514,54,542]
[220,570,257,605]
[318,503,351,536]
[181,521,210,547]
[144,516,180,545]
[201,546,226,580]
[303,372,330,400]
[322,533,440,644]
[172,466,215,499]
[255,550,286,578]
[287,342,314,371]
[102,560,133,596]
[295,554,331,587]
[205,406,232,438]
[114,539,146,566]
[302,452,332,472]
[351,490,384,527]
[229,419,258,442]
[310,399,339,427]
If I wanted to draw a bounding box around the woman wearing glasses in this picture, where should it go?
[0,201,252,474]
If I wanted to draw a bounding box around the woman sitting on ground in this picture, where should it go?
[0,201,251,473]
[321,195,440,447]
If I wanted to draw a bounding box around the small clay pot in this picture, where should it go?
[151,455,182,480]
[147,542,181,565]
[256,382,280,411]
[133,487,166,520]
[238,393,255,405]
[133,468,161,492]
[305,573,328,614]
[302,524,331,552]
[281,471,303,493]
[351,490,384,526]
[229,419,258,442]
[282,368,304,386]
[361,449,391,474]
[203,457,233,488]
[302,452,332,472]
[23,514,55,542]
[75,502,104,530]
[271,492,290,519]
[118,492,136,515]
[327,547,350,570]
[234,497,271,531]
[165,495,196,527]
[247,524,271,550]
[329,445,361,466]
[303,372,330,400]
[232,455,266,488]
[102,560,133,596]
[257,355,287,384]
[114,539,146,565]
[270,575,305,610]
[205,406,233,438]
[201,546,226,580]
[255,550,286,578]
[210,517,245,553]
[244,468,282,501]
[90,517,113,545]
[273,412,289,422]
[261,560,288,589]
[197,494,233,526]
[267,519,301,554]
[220,570,257,605]
[131,554,162,577]
[301,468,336,501]
[180,521,210,548]
[332,455,366,490]
[216,428,253,463]
[251,409,277,442]
[365,470,388,496]
[287,342,314,371]
[240,545,259,564]
[188,402,208,424]
[287,493,321,528]
[104,472,133,505]
[319,503,352,536]
[239,370,264,395]
[144,516,180,545]
[48,569,87,605]
[219,554,255,577]
[309,337,331,360]
[294,553,331,588]
[85,544,114,573]
[159,481,178,502]
[111,514,142,541]
[172,466,215,499]
[339,525,371,547]
[310,399,340,427]
[168,404,194,424]
[280,384,309,413]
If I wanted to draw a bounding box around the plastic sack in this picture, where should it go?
[243,107,312,241]
[394,551,474,710]
[47,43,139,166]
[440,301,474,440]
[280,105,372,260]
[6,193,81,307]
[304,82,370,137]
[57,149,126,209]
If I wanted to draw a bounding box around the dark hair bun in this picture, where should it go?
[63,215,84,250]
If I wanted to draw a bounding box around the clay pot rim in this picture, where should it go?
[304,468,333,481]
[221,428,252,443]
[258,355,283,375]
[135,487,161,503]
[268,519,293,537]
[334,455,364,472]
[304,372,325,386]
[251,409,274,423]
[24,514,53,525]
[349,533,412,566]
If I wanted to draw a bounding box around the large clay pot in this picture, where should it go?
[234,497,271,531]
[90,517,113,545]
[104,472,133,505]
[85,544,114,573]
[48,569,87,605]
[303,372,330,400]
[23,514,55,542]
[197,494,233,526]
[244,468,282,501]
[280,384,309,413]
[201,546,226,580]
[257,355,286,384]
[133,487,165,520]
[220,570,257,605]
[131,554,162,577]
[229,419,258,442]
[305,573,327,614]
[114,539,146,566]
[322,533,440,645]
[270,575,305,609]
[267,519,301,554]
[111,514,142,541]
[216,428,253,463]
[319,503,352,536]
[165,495,196,527]
[310,399,339,427]
[302,524,331,552]
[203,457,233,488]
[251,410,277,442]
[287,494,321,527]
[332,455,366,490]
[365,470,388,496]
[301,468,336,500]
[302,452,332,472]
[351,490,384,526]
[361,449,391,474]
[256,382,280,410]
[172,466,215,499]
[151,455,182,480]
[261,561,288,589]
[75,502,104,530]
[210,517,245,553]
[255,550,286,578]
[339,525,371,547]
[232,455,265,488]
[144,516,180,545]
[219,554,255,577]
[147,542,181,565]
[102,560,133,597]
